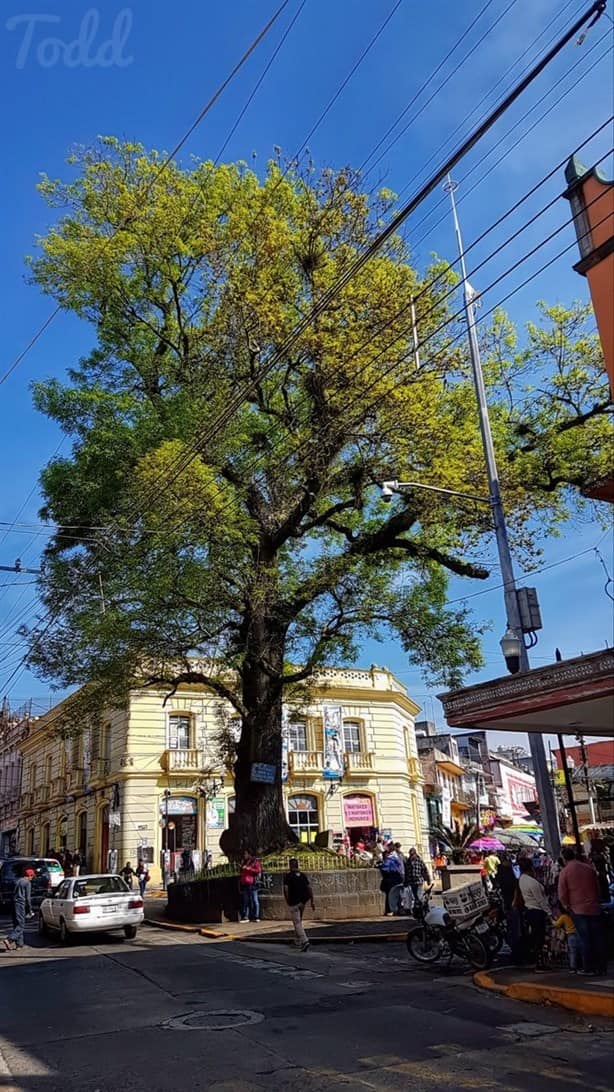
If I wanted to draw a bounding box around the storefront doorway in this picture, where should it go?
[99,805,109,871]
[160,796,198,875]
[342,794,376,848]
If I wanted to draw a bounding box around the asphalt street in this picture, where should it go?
[0,918,612,1092]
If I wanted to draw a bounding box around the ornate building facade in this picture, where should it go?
[15,666,426,881]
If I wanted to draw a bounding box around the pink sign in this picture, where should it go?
[343,796,374,827]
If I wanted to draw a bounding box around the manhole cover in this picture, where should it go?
[163,1009,264,1031]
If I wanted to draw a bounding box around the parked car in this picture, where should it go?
[0,857,54,910]
[39,874,144,943]
[42,858,64,889]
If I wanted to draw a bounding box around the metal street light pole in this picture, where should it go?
[444,176,561,859]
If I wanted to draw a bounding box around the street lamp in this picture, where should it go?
[500,627,522,675]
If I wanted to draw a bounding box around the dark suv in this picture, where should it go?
[0,857,53,910]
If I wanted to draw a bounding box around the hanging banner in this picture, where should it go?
[281,706,289,783]
[343,795,374,826]
[323,706,344,780]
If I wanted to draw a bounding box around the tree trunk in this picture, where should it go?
[219,634,296,859]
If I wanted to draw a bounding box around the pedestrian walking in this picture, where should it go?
[62,849,73,877]
[283,857,314,951]
[495,854,524,964]
[135,860,150,898]
[518,857,550,972]
[378,846,404,915]
[552,908,580,972]
[120,861,136,890]
[239,850,262,923]
[404,848,431,907]
[558,847,607,976]
[3,866,34,951]
[72,850,82,877]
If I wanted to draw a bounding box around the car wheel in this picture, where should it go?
[124,925,137,940]
[38,912,50,938]
[59,918,72,945]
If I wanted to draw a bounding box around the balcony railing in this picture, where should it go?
[20,791,33,810]
[345,751,374,772]
[90,758,110,780]
[66,769,83,793]
[34,785,49,805]
[51,775,66,798]
[289,751,323,775]
[161,748,206,772]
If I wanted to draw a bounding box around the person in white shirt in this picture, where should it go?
[518,857,550,971]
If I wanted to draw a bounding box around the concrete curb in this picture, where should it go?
[235,930,406,945]
[473,970,614,1019]
[144,917,203,934]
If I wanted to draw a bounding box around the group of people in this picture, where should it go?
[494,846,610,975]
[48,847,84,876]
[377,842,431,915]
[119,860,150,896]
[238,850,313,952]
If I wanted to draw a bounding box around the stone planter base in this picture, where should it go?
[167,867,382,923]
[441,864,483,891]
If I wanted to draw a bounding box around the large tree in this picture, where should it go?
[25,139,612,854]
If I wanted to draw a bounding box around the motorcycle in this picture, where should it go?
[406,885,492,970]
[481,888,507,956]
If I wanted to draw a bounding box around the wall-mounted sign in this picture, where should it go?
[343,795,374,827]
[206,797,226,828]
[159,796,197,815]
[251,763,276,784]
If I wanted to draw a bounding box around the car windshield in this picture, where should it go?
[73,876,129,897]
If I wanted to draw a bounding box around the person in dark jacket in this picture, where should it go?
[495,853,524,964]
[3,866,33,950]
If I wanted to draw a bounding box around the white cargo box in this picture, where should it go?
[442,880,489,921]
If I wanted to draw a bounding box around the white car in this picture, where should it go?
[39,874,144,944]
[41,858,65,889]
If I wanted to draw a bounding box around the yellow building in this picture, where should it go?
[17,666,426,881]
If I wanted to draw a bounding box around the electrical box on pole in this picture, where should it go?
[516,587,543,633]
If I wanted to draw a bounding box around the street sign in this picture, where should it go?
[251,763,276,784]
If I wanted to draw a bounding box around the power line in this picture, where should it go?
[0,0,295,389]
[121,1,609,513]
[4,3,609,695]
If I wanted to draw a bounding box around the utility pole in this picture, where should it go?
[576,733,597,825]
[444,176,561,859]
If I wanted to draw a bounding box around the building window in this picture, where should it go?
[287,721,307,752]
[45,755,52,784]
[26,828,34,855]
[169,714,191,750]
[30,764,37,791]
[41,823,50,857]
[78,811,88,858]
[287,794,320,844]
[343,721,362,754]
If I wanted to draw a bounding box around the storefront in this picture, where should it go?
[342,793,377,847]
[160,795,199,874]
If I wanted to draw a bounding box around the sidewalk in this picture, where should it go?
[143,898,409,943]
[475,965,614,1019]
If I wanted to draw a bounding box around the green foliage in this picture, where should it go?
[24,140,612,734]
[433,823,481,864]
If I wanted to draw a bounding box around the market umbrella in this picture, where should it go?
[470,837,505,851]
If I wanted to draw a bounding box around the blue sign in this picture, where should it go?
[251,762,277,784]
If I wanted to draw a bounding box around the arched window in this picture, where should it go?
[287,794,320,844]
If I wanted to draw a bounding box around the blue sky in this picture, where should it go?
[0,0,612,748]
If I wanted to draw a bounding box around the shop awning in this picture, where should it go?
[439,650,614,736]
